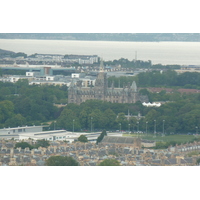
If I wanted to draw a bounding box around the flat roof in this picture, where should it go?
[0,125,45,131]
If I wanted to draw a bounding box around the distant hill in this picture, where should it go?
[0,49,27,58]
[0,49,15,54]
[0,49,15,58]
[1,33,200,42]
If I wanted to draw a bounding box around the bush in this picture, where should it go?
[45,156,79,166]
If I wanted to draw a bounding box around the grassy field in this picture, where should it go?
[123,133,199,144]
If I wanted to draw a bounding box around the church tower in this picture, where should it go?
[94,58,107,101]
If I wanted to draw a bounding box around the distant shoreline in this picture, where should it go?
[1,39,200,42]
[1,38,200,43]
[1,33,200,42]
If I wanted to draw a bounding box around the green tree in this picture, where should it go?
[99,159,121,166]
[103,109,117,129]
[78,135,88,143]
[79,109,88,129]
[196,158,200,165]
[5,114,26,127]
[34,139,50,148]
[90,109,104,129]
[116,112,127,130]
[0,100,15,123]
[56,107,81,131]
[45,156,79,166]
[14,142,34,150]
[96,130,107,144]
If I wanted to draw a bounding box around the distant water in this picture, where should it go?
[0,39,200,65]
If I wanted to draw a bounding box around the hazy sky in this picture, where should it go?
[1,1,200,33]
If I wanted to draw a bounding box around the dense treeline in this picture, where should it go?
[137,70,200,88]
[0,80,68,128]
[108,70,200,89]
[55,100,143,132]
[104,58,152,68]
[55,92,200,134]
[104,58,181,69]
[1,70,200,134]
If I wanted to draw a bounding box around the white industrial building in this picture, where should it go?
[0,125,123,142]
[142,102,161,107]
[0,126,45,139]
[18,131,123,143]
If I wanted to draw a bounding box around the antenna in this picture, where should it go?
[135,51,137,68]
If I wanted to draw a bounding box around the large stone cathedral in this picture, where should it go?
[68,59,148,104]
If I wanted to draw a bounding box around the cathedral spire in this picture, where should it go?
[99,58,104,72]
[131,81,137,92]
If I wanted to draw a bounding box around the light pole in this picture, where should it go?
[137,121,139,137]
[146,121,148,135]
[196,126,198,135]
[91,117,93,133]
[73,119,75,133]
[54,121,56,130]
[128,124,130,134]
[119,123,121,133]
[163,120,165,136]
[154,120,156,137]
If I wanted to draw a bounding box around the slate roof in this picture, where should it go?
[37,160,45,166]
[101,136,135,144]
[5,143,15,148]
[182,157,193,164]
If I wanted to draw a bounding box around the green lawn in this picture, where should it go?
[123,133,199,144]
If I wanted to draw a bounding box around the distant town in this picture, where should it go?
[1,48,200,166]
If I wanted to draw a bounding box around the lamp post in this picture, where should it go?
[137,121,139,137]
[128,124,130,134]
[54,121,56,130]
[154,120,156,137]
[91,117,93,133]
[73,119,75,133]
[196,126,198,135]
[163,120,165,136]
[119,123,121,133]
[146,121,148,135]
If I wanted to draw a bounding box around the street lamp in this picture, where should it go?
[128,124,130,134]
[146,121,148,135]
[154,120,156,137]
[119,123,121,133]
[163,120,165,136]
[91,117,93,133]
[196,126,198,135]
[54,121,56,130]
[73,119,75,133]
[137,121,139,137]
